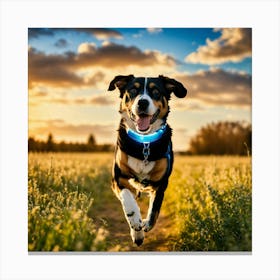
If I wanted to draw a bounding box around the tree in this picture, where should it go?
[188,121,251,155]
[28,137,36,150]
[87,134,96,146]
[46,133,55,152]
[28,133,114,153]
[87,134,96,151]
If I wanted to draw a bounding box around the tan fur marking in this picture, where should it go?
[152,97,168,119]
[115,148,168,193]
[119,177,138,195]
[111,180,121,196]
[116,148,130,175]
[149,158,168,182]
[134,82,141,88]
[149,82,156,88]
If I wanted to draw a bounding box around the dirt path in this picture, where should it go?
[90,192,176,252]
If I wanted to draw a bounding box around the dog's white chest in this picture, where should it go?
[127,156,155,181]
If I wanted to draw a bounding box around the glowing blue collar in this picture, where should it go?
[126,124,167,143]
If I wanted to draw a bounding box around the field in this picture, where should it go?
[28,153,252,252]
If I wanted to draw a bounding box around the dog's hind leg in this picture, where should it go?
[119,188,144,246]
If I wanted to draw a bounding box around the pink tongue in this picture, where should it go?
[137,115,152,131]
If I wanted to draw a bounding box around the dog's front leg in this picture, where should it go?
[143,189,165,232]
[119,188,144,246]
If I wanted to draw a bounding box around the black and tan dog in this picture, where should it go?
[108,75,187,246]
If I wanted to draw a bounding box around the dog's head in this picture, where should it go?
[108,75,187,134]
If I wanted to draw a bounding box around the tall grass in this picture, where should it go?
[28,153,112,251]
[28,153,252,252]
[164,156,252,251]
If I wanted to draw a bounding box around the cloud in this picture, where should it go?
[90,96,115,106]
[31,90,48,97]
[28,48,84,88]
[28,28,54,38]
[147,28,163,34]
[28,47,106,88]
[173,68,251,108]
[30,68,251,109]
[28,43,176,88]
[77,42,97,54]
[133,28,163,38]
[171,100,205,111]
[54,38,69,48]
[83,71,105,85]
[29,82,116,107]
[185,28,252,65]
[28,28,123,40]
[61,95,115,106]
[29,119,117,143]
[75,42,177,68]
[82,28,123,40]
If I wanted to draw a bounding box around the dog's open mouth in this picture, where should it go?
[136,114,152,131]
[131,110,160,132]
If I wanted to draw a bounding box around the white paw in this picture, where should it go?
[126,211,143,231]
[142,219,153,232]
[130,228,144,246]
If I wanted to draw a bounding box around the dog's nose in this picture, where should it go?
[138,99,149,111]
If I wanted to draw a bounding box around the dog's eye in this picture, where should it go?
[152,89,161,99]
[129,88,138,98]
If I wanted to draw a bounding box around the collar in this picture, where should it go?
[126,124,167,143]
[117,122,171,162]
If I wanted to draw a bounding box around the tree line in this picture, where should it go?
[28,121,251,155]
[187,121,251,155]
[28,133,114,152]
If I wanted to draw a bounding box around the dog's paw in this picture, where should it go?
[130,228,144,246]
[142,219,153,232]
[126,211,142,231]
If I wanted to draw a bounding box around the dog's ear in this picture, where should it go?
[108,75,135,97]
[159,75,187,98]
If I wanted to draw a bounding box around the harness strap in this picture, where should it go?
[118,122,171,162]
[116,121,173,186]
[138,141,173,187]
[164,141,172,178]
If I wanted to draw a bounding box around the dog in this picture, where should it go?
[108,75,187,246]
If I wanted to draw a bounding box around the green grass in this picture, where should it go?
[165,156,252,251]
[28,153,112,251]
[28,153,252,252]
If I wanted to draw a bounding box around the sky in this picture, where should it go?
[28,28,252,151]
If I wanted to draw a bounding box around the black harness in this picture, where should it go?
[115,122,173,186]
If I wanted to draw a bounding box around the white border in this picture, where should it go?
[1,0,279,279]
